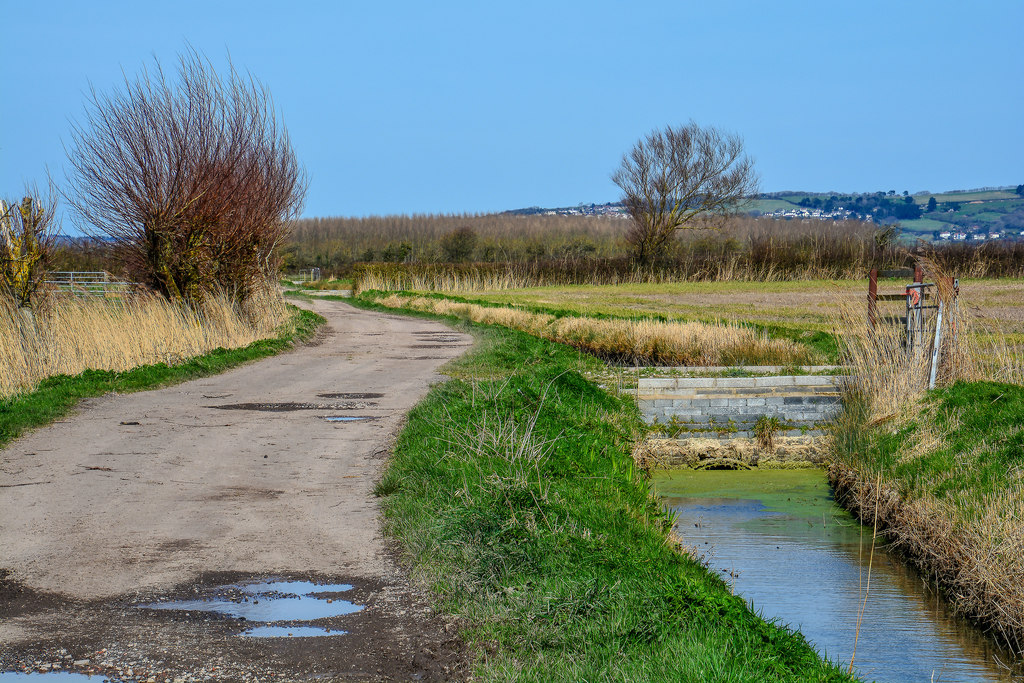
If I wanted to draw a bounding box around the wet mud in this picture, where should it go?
[0,571,466,682]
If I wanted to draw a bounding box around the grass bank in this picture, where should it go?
[0,305,323,449]
[356,296,856,681]
[363,291,823,367]
[829,381,1024,655]
[827,263,1024,655]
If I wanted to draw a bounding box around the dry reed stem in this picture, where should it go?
[830,463,1024,655]
[374,293,816,367]
[0,286,289,398]
[830,261,1024,655]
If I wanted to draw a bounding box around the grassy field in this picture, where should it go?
[917,190,1019,203]
[353,295,856,681]
[897,217,953,232]
[455,277,1024,336]
[0,305,323,448]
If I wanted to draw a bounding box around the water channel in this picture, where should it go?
[655,468,1022,683]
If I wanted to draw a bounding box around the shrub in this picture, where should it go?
[439,226,477,262]
[66,48,306,305]
[0,189,57,308]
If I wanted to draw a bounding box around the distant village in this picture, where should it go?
[522,201,1024,243]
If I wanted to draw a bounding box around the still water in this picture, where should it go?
[656,469,1022,683]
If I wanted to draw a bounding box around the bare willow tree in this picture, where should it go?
[612,122,758,266]
[66,48,307,304]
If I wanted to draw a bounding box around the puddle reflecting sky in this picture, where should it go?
[138,579,362,636]
[656,469,1023,683]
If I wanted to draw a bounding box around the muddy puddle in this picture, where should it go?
[655,469,1023,683]
[317,392,385,400]
[138,579,362,639]
[322,416,378,422]
[208,401,376,411]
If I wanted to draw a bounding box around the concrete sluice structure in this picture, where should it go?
[636,369,845,469]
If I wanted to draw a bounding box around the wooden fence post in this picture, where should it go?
[868,268,878,329]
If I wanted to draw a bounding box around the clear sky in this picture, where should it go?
[2,0,1022,222]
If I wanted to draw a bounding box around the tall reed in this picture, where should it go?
[0,286,290,399]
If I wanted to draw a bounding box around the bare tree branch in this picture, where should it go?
[612,122,758,266]
[65,47,307,304]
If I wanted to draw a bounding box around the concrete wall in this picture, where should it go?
[638,375,842,439]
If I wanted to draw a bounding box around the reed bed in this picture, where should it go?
[828,262,1024,654]
[0,287,290,399]
[288,210,1024,283]
[371,293,818,367]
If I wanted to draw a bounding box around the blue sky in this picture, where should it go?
[2,1,1022,221]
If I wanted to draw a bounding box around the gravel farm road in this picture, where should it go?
[0,299,472,682]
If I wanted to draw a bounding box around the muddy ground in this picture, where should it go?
[0,299,472,681]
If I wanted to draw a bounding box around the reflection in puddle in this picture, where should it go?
[322,416,376,422]
[242,625,347,638]
[138,579,363,639]
[210,402,375,412]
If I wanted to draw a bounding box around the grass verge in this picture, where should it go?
[0,306,323,449]
[354,295,856,681]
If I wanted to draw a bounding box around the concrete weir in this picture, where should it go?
[636,369,845,468]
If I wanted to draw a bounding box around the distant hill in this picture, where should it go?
[507,186,1024,243]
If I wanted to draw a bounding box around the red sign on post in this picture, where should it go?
[906,287,921,308]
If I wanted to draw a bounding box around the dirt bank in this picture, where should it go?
[0,299,472,681]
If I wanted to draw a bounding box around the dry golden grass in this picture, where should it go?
[373,293,818,367]
[0,286,290,398]
[354,268,538,295]
[831,262,1023,423]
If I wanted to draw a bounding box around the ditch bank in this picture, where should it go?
[351,296,857,681]
[827,381,1024,659]
[828,462,1024,658]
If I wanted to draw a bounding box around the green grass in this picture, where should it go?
[0,306,324,449]
[921,190,1018,203]
[897,218,953,232]
[294,277,353,290]
[352,295,856,681]
[833,380,1024,521]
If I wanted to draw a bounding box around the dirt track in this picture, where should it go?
[0,299,471,681]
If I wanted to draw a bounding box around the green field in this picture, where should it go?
[917,190,1018,203]
[898,218,954,233]
[462,279,875,332]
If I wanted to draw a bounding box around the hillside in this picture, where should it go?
[511,186,1024,244]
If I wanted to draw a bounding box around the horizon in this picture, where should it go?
[3,1,1022,223]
